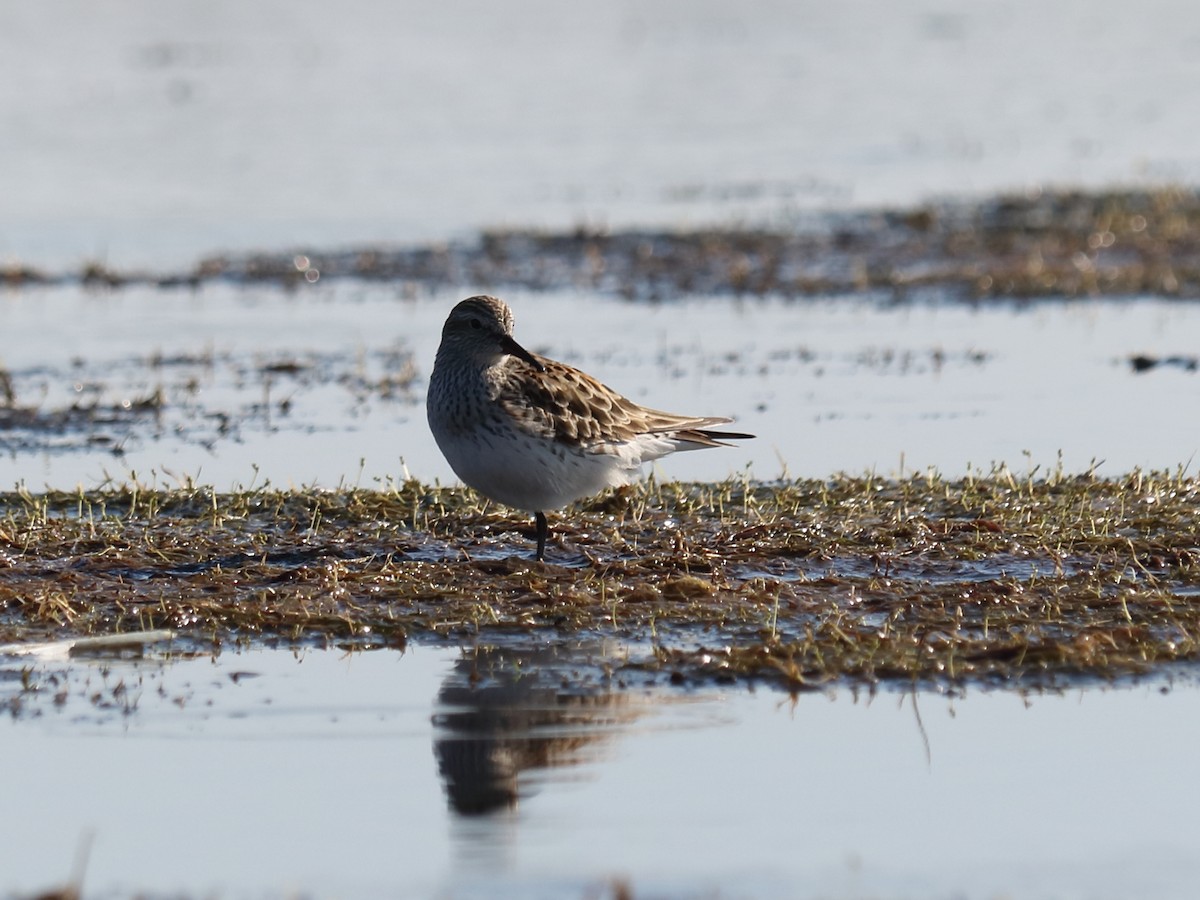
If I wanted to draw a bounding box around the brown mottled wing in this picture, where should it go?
[497,356,752,451]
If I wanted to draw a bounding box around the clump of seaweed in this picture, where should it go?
[0,468,1196,691]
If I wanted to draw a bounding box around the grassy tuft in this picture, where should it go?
[0,470,1197,689]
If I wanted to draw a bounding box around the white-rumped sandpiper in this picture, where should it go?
[427,295,753,559]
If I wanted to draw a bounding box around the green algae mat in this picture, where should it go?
[1,470,1197,691]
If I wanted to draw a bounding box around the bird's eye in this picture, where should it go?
[469,318,482,330]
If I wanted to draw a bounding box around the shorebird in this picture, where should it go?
[427,295,753,560]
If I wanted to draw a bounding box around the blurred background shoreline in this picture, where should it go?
[4,0,1199,270]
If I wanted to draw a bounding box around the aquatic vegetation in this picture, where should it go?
[0,468,1196,690]
[0,344,420,460]
[7,188,1200,301]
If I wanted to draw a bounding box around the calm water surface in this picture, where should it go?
[1,644,1197,899]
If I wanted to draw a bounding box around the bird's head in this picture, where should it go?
[439,295,544,371]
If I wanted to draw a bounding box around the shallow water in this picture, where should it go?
[1,283,1197,490]
[2,643,1198,899]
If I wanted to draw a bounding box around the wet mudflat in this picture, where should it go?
[1,186,1199,899]
[3,406,1197,898]
[1,472,1198,691]
[0,193,1198,898]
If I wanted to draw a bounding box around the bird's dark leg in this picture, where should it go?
[534,511,548,561]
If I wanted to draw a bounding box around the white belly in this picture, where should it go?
[432,424,636,512]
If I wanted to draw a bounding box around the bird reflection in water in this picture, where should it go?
[432,643,653,815]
